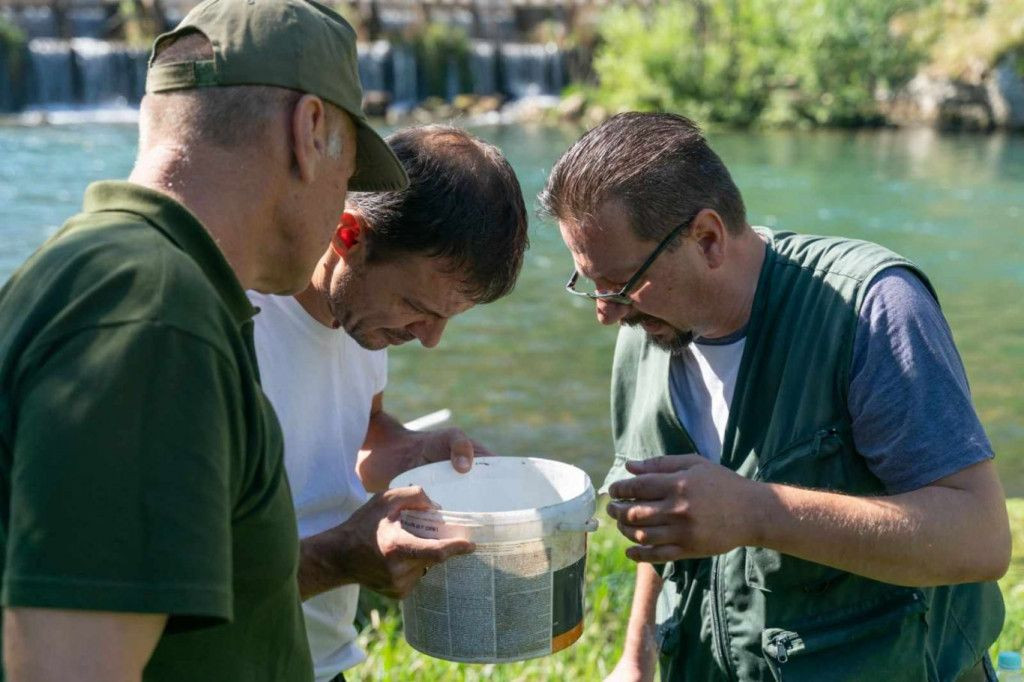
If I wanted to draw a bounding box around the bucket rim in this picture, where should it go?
[392,456,595,523]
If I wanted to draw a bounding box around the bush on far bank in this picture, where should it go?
[580,0,1024,129]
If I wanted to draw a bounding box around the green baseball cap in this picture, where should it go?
[146,0,408,192]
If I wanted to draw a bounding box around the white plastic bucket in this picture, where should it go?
[390,457,598,663]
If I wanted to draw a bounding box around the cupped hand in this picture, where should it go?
[336,485,475,599]
[606,455,764,563]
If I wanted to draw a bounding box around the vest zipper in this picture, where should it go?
[770,633,792,662]
[767,632,796,681]
[710,556,736,679]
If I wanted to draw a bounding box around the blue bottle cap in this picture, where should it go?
[999,651,1023,670]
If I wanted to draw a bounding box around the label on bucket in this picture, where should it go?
[401,531,587,663]
[551,554,585,652]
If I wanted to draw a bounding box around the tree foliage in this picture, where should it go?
[0,17,26,85]
[586,0,930,127]
[896,0,1024,80]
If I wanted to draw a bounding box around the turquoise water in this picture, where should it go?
[1,123,1022,492]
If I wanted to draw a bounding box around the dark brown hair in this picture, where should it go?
[539,112,746,240]
[349,125,529,304]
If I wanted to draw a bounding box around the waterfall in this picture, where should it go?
[444,55,460,101]
[357,40,391,94]
[71,38,147,105]
[0,49,13,112]
[21,38,147,110]
[28,39,74,106]
[2,35,567,115]
[499,42,564,100]
[391,44,418,106]
[469,41,496,96]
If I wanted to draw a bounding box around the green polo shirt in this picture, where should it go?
[0,182,313,681]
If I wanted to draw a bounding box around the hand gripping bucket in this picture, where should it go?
[390,457,598,663]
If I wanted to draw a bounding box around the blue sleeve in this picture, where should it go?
[848,267,993,494]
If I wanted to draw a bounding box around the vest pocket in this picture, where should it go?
[761,589,931,681]
[748,426,852,593]
[754,425,848,485]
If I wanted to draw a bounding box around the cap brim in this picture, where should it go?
[348,118,409,192]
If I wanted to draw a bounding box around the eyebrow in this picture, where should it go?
[404,296,449,319]
[578,264,634,285]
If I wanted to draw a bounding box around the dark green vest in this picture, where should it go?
[604,229,1004,681]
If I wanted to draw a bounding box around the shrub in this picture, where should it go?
[895,0,1024,80]
[585,0,930,128]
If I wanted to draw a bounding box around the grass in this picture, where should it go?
[352,499,1024,680]
[995,498,1024,655]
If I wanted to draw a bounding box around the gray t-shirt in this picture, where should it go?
[669,266,993,493]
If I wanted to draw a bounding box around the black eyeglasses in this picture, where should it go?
[565,213,697,306]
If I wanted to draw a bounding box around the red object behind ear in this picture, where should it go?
[338,227,358,248]
[332,214,360,255]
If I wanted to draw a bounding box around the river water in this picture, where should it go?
[2,122,1022,493]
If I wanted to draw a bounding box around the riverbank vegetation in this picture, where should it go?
[0,17,26,75]
[354,498,1024,680]
[0,17,26,109]
[577,0,1024,129]
[900,0,1024,78]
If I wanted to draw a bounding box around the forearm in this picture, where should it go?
[298,526,358,601]
[753,464,1010,586]
[622,561,661,657]
[357,410,418,493]
[362,409,411,453]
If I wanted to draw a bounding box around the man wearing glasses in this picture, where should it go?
[540,112,1007,681]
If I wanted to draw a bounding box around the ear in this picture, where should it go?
[290,94,329,184]
[690,209,728,270]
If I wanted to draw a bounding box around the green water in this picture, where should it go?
[2,123,1022,492]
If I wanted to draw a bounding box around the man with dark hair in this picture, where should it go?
[0,0,407,680]
[249,124,529,682]
[540,112,1008,681]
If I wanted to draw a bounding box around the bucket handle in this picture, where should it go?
[557,518,599,533]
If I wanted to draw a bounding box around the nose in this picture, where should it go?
[596,298,630,326]
[412,317,448,349]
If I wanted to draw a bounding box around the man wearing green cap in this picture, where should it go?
[0,0,411,680]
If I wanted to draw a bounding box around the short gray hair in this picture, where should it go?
[539,112,747,240]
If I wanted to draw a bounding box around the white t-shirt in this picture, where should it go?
[249,292,388,681]
[669,333,746,462]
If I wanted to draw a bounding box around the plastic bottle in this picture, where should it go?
[997,652,1024,681]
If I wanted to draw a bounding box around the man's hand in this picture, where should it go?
[402,426,494,474]
[358,408,494,494]
[299,485,474,600]
[357,394,495,492]
[604,651,657,682]
[606,455,762,563]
